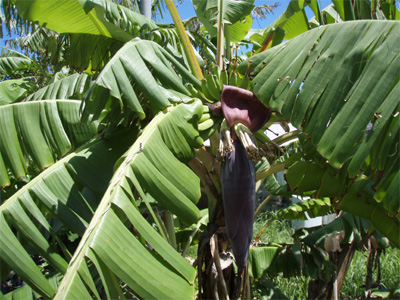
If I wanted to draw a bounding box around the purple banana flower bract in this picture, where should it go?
[221,140,256,274]
[220,85,273,274]
[221,85,272,133]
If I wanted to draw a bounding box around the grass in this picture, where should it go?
[253,212,294,244]
[272,276,310,300]
[340,247,400,299]
[251,213,400,299]
[186,212,399,299]
[252,213,311,299]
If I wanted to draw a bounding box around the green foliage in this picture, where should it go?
[251,213,400,299]
[244,20,400,246]
[341,247,400,299]
[0,100,98,187]
[0,47,33,77]
[0,0,399,298]
[253,213,294,244]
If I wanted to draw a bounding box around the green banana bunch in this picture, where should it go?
[196,54,258,103]
[200,67,223,102]
[198,105,223,140]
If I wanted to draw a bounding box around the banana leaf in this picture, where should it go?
[83,38,201,122]
[243,20,399,246]
[0,77,35,105]
[26,73,90,101]
[0,100,98,187]
[0,47,32,76]
[0,100,203,299]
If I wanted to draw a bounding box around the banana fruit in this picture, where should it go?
[198,104,223,140]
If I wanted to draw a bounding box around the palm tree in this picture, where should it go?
[0,0,399,299]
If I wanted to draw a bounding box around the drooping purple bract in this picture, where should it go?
[221,140,255,274]
[220,85,273,274]
[221,85,272,133]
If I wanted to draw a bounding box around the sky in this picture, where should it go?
[156,0,321,27]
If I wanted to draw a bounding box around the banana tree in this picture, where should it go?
[0,0,399,299]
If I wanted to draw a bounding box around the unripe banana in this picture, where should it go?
[253,129,271,144]
[211,66,221,81]
[199,117,221,140]
[229,72,238,86]
[220,70,228,89]
[186,83,200,98]
[199,113,211,123]
[235,74,243,88]
[201,79,214,101]
[205,73,221,101]
[198,117,217,132]
[240,76,250,90]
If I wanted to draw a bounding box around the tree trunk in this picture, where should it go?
[139,0,151,19]
[307,242,357,300]
[191,146,247,299]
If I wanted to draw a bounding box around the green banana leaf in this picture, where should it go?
[193,0,255,38]
[303,213,367,249]
[262,0,311,40]
[241,21,399,245]
[276,197,332,221]
[337,176,400,247]
[0,128,136,297]
[279,132,400,246]
[249,214,382,280]
[11,0,130,72]
[83,38,200,122]
[229,15,253,43]
[284,157,347,198]
[331,0,400,21]
[0,47,33,76]
[0,77,35,105]
[0,283,40,300]
[80,0,159,32]
[0,100,203,299]
[0,100,98,187]
[248,0,316,50]
[248,241,334,280]
[2,1,399,298]
[54,101,202,299]
[10,0,161,71]
[14,0,133,42]
[8,0,199,72]
[26,73,91,101]
[250,0,399,51]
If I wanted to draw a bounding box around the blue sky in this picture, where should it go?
[156,0,321,27]
[0,0,333,48]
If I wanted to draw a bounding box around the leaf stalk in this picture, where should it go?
[164,0,204,80]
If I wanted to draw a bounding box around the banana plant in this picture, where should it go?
[0,0,399,299]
